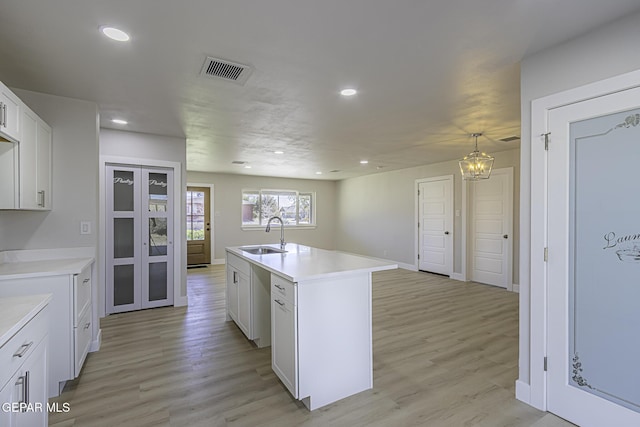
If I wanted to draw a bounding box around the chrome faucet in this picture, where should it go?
[266,216,286,249]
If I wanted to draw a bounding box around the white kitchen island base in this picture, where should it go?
[226,244,397,410]
[296,273,373,410]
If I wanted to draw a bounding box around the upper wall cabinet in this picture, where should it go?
[0,81,21,143]
[0,81,52,210]
[20,105,52,210]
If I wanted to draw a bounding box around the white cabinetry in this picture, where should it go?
[226,252,252,338]
[0,261,93,397]
[0,79,52,211]
[19,106,51,210]
[0,81,21,143]
[271,274,298,397]
[0,301,49,427]
[225,251,271,347]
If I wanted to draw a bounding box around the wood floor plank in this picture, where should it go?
[49,266,574,426]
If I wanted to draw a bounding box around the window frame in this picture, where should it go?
[241,188,316,230]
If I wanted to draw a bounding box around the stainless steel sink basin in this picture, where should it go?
[239,246,287,255]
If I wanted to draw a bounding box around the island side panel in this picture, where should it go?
[297,272,373,410]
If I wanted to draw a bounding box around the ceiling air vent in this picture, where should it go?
[232,161,247,165]
[200,57,253,85]
[499,136,520,142]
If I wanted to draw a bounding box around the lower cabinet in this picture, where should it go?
[0,261,93,397]
[271,274,298,398]
[226,253,252,338]
[0,304,49,427]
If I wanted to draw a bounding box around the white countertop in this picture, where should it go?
[0,294,52,347]
[226,243,397,282]
[0,258,94,281]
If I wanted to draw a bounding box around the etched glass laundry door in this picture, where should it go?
[547,86,640,426]
[106,165,142,313]
[141,169,174,308]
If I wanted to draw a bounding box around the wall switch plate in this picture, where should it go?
[80,221,91,235]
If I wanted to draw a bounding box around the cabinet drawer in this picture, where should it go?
[74,305,92,376]
[271,274,296,304]
[227,252,251,276]
[0,305,48,390]
[74,265,92,326]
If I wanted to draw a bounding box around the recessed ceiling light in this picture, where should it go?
[112,119,128,125]
[244,165,252,169]
[274,151,284,154]
[100,26,130,42]
[340,88,357,96]
[316,172,322,175]
[360,160,369,164]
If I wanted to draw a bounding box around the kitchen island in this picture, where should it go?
[225,243,397,410]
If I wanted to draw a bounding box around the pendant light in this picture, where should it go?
[459,133,494,180]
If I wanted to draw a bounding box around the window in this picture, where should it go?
[186,190,205,240]
[242,189,315,227]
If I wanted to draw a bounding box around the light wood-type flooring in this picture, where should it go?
[49,266,573,426]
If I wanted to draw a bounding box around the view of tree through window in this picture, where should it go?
[242,190,314,226]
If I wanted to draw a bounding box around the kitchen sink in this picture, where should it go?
[239,246,287,255]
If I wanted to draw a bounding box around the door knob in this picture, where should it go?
[444,231,450,235]
[503,234,508,239]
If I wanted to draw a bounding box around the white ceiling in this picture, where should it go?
[1,1,639,180]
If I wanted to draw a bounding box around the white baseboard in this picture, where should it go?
[451,273,465,281]
[90,329,102,352]
[512,283,520,293]
[211,258,226,265]
[398,262,417,271]
[175,295,188,307]
[515,380,531,404]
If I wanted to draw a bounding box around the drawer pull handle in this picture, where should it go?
[274,284,284,290]
[274,299,285,306]
[13,341,34,358]
[83,278,90,284]
[84,322,91,330]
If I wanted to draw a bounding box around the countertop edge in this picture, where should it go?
[0,257,94,281]
[226,245,398,282]
[0,294,52,348]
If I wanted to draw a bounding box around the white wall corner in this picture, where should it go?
[515,380,531,405]
[175,295,188,307]
[512,283,520,293]
[451,273,465,281]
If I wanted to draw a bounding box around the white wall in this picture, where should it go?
[0,90,99,252]
[100,129,188,299]
[187,171,337,260]
[335,148,520,276]
[518,11,640,389]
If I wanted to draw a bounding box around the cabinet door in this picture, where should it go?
[226,267,239,321]
[0,82,21,142]
[19,108,51,210]
[236,271,252,338]
[0,373,17,427]
[271,296,298,398]
[15,339,47,427]
[36,119,51,210]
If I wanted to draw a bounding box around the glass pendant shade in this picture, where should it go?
[459,133,494,180]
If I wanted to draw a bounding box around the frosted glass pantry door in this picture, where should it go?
[547,86,640,426]
[106,166,142,313]
[142,169,174,308]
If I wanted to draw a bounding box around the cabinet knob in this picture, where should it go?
[444,231,450,235]
[503,234,508,239]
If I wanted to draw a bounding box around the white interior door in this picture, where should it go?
[546,86,640,426]
[418,176,453,276]
[469,168,512,288]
